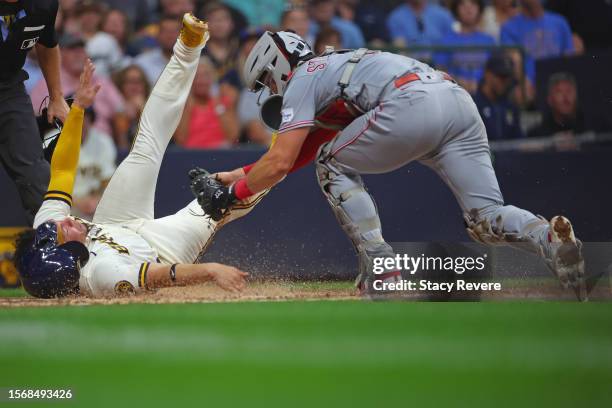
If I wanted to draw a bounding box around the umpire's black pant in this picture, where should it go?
[0,72,49,225]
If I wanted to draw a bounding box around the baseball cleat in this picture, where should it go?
[357,270,402,297]
[543,216,587,301]
[180,13,208,48]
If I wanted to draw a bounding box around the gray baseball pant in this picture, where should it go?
[316,80,549,276]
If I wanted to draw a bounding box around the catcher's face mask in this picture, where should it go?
[243,31,313,97]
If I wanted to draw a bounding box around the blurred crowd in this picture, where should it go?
[24,0,612,218]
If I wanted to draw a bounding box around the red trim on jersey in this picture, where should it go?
[279,120,315,133]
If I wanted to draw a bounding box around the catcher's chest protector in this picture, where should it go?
[312,48,372,131]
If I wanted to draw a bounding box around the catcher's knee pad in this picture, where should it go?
[316,140,333,162]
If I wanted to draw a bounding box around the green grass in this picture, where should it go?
[1,300,611,407]
[0,288,26,298]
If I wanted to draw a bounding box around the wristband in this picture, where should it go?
[242,163,255,174]
[169,264,178,282]
[233,178,255,200]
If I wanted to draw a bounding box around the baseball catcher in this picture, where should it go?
[13,14,264,298]
[191,31,587,300]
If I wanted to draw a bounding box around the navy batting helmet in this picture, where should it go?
[16,222,89,298]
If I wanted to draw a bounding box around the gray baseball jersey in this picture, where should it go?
[278,51,434,134]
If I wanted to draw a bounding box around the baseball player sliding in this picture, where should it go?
[14,14,263,298]
[191,31,587,300]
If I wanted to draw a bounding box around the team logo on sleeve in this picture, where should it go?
[114,280,135,296]
[281,108,294,124]
[306,59,327,73]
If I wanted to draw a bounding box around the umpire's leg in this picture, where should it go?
[0,82,49,225]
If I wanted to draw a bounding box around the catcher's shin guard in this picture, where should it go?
[316,144,397,290]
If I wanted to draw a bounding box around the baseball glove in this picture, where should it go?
[189,167,236,221]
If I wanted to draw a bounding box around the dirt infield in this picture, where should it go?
[1,277,609,307]
[0,281,358,308]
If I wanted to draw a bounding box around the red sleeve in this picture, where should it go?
[242,163,255,174]
[243,128,338,175]
[288,127,339,172]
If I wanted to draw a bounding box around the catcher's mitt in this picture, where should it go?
[189,167,235,221]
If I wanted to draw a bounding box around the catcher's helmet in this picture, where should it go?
[243,31,313,96]
[16,222,89,298]
[37,97,95,163]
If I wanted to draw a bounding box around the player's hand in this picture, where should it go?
[73,59,101,110]
[208,263,248,292]
[213,168,245,186]
[189,167,237,221]
[47,96,69,123]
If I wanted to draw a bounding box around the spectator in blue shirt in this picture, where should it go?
[308,0,365,49]
[434,0,496,94]
[473,52,524,140]
[353,2,390,45]
[337,0,390,45]
[223,0,287,27]
[386,0,454,47]
[500,0,574,84]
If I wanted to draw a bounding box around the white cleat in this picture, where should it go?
[179,12,208,48]
[544,216,587,301]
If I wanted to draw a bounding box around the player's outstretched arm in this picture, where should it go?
[190,128,310,220]
[33,60,101,227]
[243,127,309,193]
[45,59,101,204]
[215,127,339,186]
[146,263,248,292]
[215,130,281,185]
